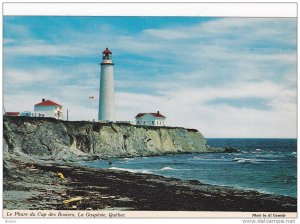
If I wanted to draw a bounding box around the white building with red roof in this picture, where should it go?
[135,111,166,126]
[33,99,63,119]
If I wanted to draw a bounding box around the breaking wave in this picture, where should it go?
[233,158,279,164]
[108,167,152,174]
[189,157,229,161]
[160,166,177,171]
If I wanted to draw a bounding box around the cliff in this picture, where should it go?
[3,116,297,212]
[3,116,222,162]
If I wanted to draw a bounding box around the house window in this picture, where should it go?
[143,121,145,124]
[152,121,154,125]
[137,121,139,124]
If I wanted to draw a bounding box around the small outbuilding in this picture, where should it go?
[34,99,63,120]
[20,111,33,117]
[135,111,166,126]
[4,112,20,116]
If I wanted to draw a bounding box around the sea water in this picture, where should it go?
[80,138,297,198]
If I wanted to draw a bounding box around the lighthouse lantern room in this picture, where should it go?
[98,48,115,122]
[102,48,113,63]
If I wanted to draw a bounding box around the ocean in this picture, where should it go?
[80,138,297,198]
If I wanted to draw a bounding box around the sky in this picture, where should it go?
[3,16,297,138]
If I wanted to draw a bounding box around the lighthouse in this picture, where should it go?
[98,48,115,122]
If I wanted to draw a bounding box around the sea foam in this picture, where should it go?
[108,167,152,174]
[160,166,177,171]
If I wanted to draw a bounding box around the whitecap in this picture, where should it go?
[122,158,135,162]
[108,167,152,174]
[234,157,258,164]
[251,149,262,154]
[189,157,229,161]
[189,156,201,160]
[236,159,253,163]
[290,152,297,158]
[260,159,279,162]
[233,157,244,161]
[234,157,278,164]
[160,166,177,171]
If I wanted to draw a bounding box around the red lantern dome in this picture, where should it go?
[103,48,112,54]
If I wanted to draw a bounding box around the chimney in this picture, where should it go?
[42,98,45,102]
[157,111,160,114]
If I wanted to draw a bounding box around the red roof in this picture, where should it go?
[103,48,112,54]
[135,112,166,118]
[35,100,61,107]
[5,112,20,116]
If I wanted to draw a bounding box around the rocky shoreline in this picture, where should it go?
[3,116,297,212]
[3,159,297,212]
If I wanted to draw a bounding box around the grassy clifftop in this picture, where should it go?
[3,116,221,162]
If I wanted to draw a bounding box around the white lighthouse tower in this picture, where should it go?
[98,48,115,122]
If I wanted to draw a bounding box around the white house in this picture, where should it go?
[33,99,63,120]
[135,111,166,126]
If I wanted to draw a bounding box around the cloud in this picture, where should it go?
[4,69,51,84]
[3,38,14,44]
[3,17,297,138]
[115,72,296,137]
[3,93,41,112]
[143,29,190,40]
[3,23,32,39]
[114,89,296,138]
[4,41,95,57]
[207,97,272,110]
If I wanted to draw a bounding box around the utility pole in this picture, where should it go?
[3,105,6,115]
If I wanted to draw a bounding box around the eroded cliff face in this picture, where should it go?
[3,116,221,161]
